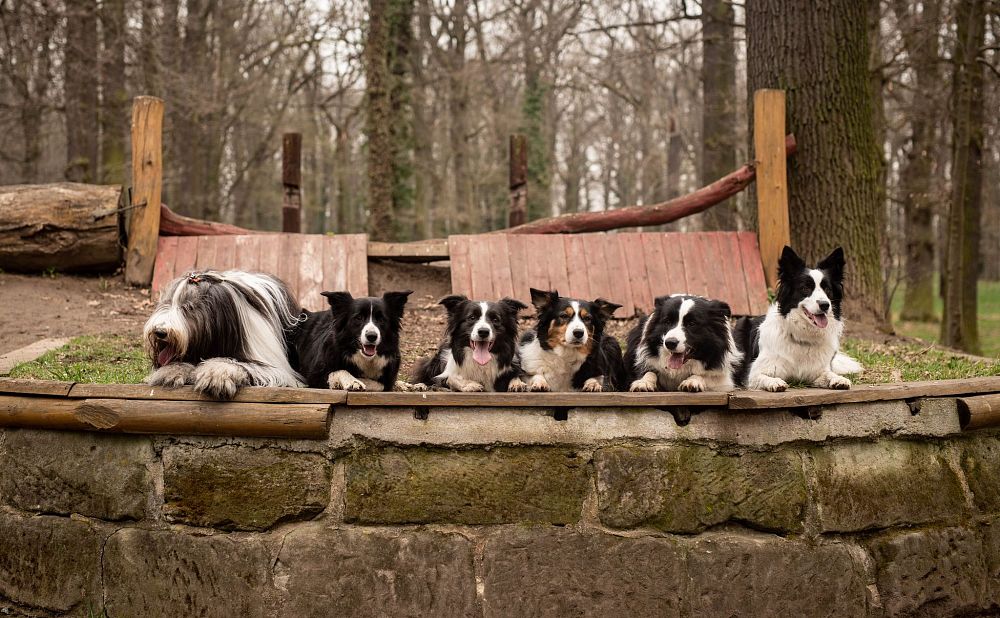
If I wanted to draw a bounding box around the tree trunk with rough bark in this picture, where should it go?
[64,0,99,183]
[893,0,941,322]
[941,0,985,353]
[747,0,886,324]
[100,0,127,186]
[700,0,738,230]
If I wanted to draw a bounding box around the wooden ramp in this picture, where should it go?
[151,234,368,311]
[449,231,769,318]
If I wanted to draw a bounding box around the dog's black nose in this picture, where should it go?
[572,328,585,339]
[365,332,378,343]
[817,300,830,313]
[153,329,168,340]
[664,338,679,350]
[477,327,491,339]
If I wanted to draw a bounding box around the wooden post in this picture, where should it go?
[753,89,790,290]
[282,132,302,233]
[508,134,528,228]
[125,96,164,286]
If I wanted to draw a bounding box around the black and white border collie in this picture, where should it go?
[733,246,862,391]
[293,290,412,391]
[413,295,528,392]
[143,270,305,399]
[519,288,626,392]
[625,294,741,392]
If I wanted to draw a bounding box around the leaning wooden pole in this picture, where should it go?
[282,132,302,233]
[501,134,796,235]
[753,89,791,290]
[508,134,528,227]
[125,96,164,286]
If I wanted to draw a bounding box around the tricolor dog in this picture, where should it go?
[625,294,741,392]
[519,288,626,392]
[293,290,412,391]
[733,246,862,391]
[413,295,528,392]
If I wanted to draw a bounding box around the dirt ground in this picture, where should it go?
[0,272,151,355]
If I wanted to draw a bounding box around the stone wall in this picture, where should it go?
[1,397,998,617]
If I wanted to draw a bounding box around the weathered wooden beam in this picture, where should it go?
[125,96,164,286]
[159,204,271,236]
[346,391,729,407]
[282,132,302,233]
[366,239,450,262]
[0,378,75,397]
[753,89,791,289]
[501,135,796,235]
[728,377,1000,410]
[0,395,331,439]
[67,383,346,405]
[958,393,1000,430]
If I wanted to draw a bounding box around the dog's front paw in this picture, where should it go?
[192,360,248,400]
[678,375,706,392]
[146,363,195,388]
[582,377,603,392]
[460,381,485,392]
[507,377,528,392]
[529,375,550,392]
[754,375,788,392]
[827,374,852,390]
[395,380,428,392]
[629,375,657,392]
[328,371,366,391]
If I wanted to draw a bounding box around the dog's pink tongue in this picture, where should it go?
[668,353,685,370]
[157,346,175,366]
[814,313,829,329]
[471,341,492,365]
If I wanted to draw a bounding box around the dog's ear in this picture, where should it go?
[777,246,806,280]
[709,299,732,320]
[498,297,528,315]
[653,295,672,311]
[817,247,845,280]
[321,291,354,315]
[382,290,413,317]
[592,298,621,319]
[529,288,558,311]
[438,294,468,313]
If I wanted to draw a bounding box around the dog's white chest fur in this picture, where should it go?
[349,350,388,379]
[749,305,844,387]
[520,337,586,392]
[437,347,501,391]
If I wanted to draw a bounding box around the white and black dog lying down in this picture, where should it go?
[292,290,412,392]
[519,288,627,392]
[143,271,305,399]
[733,246,862,392]
[412,295,529,392]
[625,294,741,392]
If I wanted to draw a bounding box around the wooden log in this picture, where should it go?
[159,204,270,236]
[0,395,331,439]
[501,134,796,235]
[282,133,302,233]
[753,89,791,289]
[125,96,164,285]
[0,183,123,271]
[0,378,75,397]
[66,383,347,404]
[958,393,1000,430]
[508,134,528,227]
[727,376,1000,410]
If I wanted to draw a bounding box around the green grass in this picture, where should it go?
[843,338,1000,385]
[891,280,1000,358]
[9,334,148,384]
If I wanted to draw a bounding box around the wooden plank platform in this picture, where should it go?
[152,233,368,310]
[67,383,347,405]
[448,231,769,317]
[728,377,1000,410]
[345,391,729,407]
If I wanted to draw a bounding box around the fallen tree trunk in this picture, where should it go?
[0,183,124,271]
[158,204,268,236]
[502,134,796,234]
